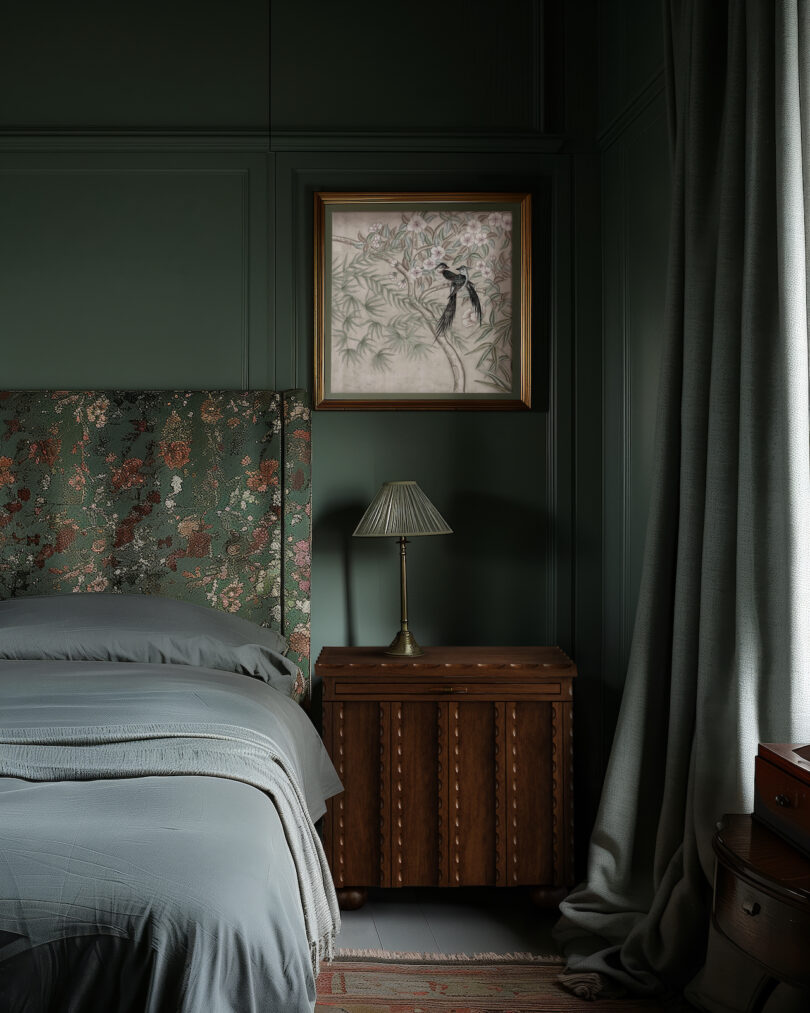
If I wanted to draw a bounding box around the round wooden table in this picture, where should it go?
[713,814,810,1012]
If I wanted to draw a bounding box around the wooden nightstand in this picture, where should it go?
[316,645,576,910]
[712,814,810,1011]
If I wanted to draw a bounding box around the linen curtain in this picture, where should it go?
[556,2,810,1006]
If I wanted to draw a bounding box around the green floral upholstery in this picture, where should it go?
[0,390,312,698]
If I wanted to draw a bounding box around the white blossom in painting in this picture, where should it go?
[329,209,514,395]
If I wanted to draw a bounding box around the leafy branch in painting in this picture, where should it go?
[330,211,513,393]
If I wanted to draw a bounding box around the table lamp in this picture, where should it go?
[353,480,452,657]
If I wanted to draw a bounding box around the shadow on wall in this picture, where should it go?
[315,489,549,650]
[313,500,367,648]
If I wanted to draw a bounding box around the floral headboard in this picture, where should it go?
[0,390,312,698]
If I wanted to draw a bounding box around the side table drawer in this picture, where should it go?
[754,756,810,856]
[713,862,810,986]
[331,680,565,701]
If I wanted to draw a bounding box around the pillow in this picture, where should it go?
[0,594,298,695]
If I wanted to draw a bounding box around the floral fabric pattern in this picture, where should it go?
[0,390,312,698]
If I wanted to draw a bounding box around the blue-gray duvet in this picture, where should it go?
[0,606,342,1013]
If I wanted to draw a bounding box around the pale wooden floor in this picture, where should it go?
[335,888,560,955]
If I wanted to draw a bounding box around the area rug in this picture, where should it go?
[315,950,668,1012]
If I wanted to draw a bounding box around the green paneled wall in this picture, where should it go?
[599,0,671,768]
[0,0,672,864]
[272,152,569,670]
[598,0,665,135]
[0,153,269,388]
[312,411,551,655]
[0,0,269,129]
[271,0,558,133]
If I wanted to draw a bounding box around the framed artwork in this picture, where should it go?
[314,192,531,410]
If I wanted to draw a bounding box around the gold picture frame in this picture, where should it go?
[314,192,531,410]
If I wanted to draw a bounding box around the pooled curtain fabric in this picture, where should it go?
[556,0,810,1002]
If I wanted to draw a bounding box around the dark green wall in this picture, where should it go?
[0,0,671,863]
[271,150,567,669]
[0,0,269,129]
[268,0,579,747]
[0,153,269,387]
[271,0,561,133]
[599,0,671,761]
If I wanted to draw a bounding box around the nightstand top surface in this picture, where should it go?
[714,813,810,898]
[315,644,575,676]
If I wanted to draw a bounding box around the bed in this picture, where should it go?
[0,390,340,1012]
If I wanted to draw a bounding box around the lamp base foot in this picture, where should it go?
[385,629,423,657]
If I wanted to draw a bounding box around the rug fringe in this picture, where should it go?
[333,948,563,964]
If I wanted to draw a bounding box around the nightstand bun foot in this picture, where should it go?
[529,886,568,909]
[337,887,368,911]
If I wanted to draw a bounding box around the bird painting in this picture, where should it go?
[434,264,482,338]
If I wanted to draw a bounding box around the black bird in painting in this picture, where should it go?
[434,264,482,338]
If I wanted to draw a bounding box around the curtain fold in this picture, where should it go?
[556,2,810,1006]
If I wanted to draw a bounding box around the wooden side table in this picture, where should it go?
[712,814,810,1011]
[316,645,576,910]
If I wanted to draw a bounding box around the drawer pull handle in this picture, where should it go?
[440,687,468,694]
[775,793,792,808]
[742,900,761,917]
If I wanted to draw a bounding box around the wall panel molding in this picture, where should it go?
[0,132,270,153]
[273,151,563,395]
[271,0,558,137]
[270,132,566,155]
[0,153,267,389]
[280,150,572,652]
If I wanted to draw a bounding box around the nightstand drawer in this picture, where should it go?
[712,815,810,994]
[713,862,810,986]
[331,680,564,701]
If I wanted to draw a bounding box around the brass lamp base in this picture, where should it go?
[385,629,423,657]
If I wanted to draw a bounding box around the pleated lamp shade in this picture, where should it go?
[353,481,452,538]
